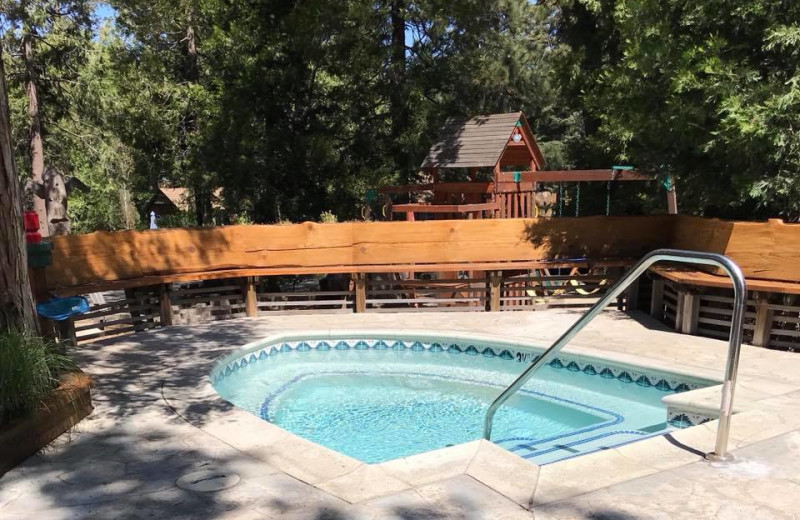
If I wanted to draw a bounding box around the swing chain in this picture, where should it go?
[575,182,580,217]
[606,181,611,216]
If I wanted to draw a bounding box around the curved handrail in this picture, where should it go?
[483,248,746,460]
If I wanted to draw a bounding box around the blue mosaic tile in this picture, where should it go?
[668,414,693,428]
[211,338,707,404]
[600,368,615,379]
[654,379,670,391]
[617,371,633,384]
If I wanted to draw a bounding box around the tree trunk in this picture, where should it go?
[183,21,208,226]
[389,1,409,182]
[23,32,49,238]
[0,47,39,333]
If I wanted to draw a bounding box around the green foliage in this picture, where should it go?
[556,0,800,219]
[2,0,800,227]
[319,211,338,224]
[157,212,195,230]
[0,330,76,424]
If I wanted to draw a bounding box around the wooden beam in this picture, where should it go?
[244,277,258,317]
[498,170,654,183]
[650,279,665,319]
[56,319,77,347]
[666,175,678,214]
[650,266,800,295]
[624,278,640,311]
[391,202,500,213]
[158,283,173,326]
[488,271,502,311]
[45,216,677,292]
[752,295,773,347]
[51,258,638,297]
[353,273,366,313]
[676,290,700,334]
[378,182,494,195]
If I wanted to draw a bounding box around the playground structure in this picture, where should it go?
[379,112,677,220]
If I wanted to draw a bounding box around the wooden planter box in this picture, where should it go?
[0,371,93,476]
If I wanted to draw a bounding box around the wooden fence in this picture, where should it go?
[34,215,800,349]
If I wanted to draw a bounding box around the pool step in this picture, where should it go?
[498,424,669,465]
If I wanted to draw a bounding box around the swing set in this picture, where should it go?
[377,113,678,221]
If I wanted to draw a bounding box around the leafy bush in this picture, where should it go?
[319,211,338,223]
[0,331,76,424]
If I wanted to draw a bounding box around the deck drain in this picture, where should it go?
[176,469,240,492]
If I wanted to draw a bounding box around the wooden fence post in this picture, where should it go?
[489,271,502,311]
[354,273,367,313]
[56,318,77,347]
[752,294,773,347]
[243,277,258,317]
[650,279,665,319]
[624,278,640,311]
[158,283,173,327]
[676,290,699,334]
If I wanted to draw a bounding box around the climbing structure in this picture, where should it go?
[379,112,674,220]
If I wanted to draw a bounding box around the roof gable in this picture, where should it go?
[420,112,544,169]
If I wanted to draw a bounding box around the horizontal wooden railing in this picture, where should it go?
[35,215,800,348]
[43,216,675,293]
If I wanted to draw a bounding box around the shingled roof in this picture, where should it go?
[420,112,542,169]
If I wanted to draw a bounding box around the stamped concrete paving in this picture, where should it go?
[2,310,800,519]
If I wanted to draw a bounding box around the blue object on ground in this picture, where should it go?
[36,297,90,321]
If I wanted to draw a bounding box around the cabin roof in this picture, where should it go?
[143,187,223,216]
[420,112,544,169]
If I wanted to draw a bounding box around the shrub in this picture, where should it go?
[319,211,338,223]
[0,331,76,424]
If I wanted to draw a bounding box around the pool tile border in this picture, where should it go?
[211,337,712,396]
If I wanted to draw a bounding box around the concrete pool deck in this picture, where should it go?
[2,309,800,519]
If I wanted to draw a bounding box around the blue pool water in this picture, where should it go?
[213,338,705,464]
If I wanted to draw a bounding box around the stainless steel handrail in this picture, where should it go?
[483,248,746,460]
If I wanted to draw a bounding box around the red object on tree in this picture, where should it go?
[23,210,41,243]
